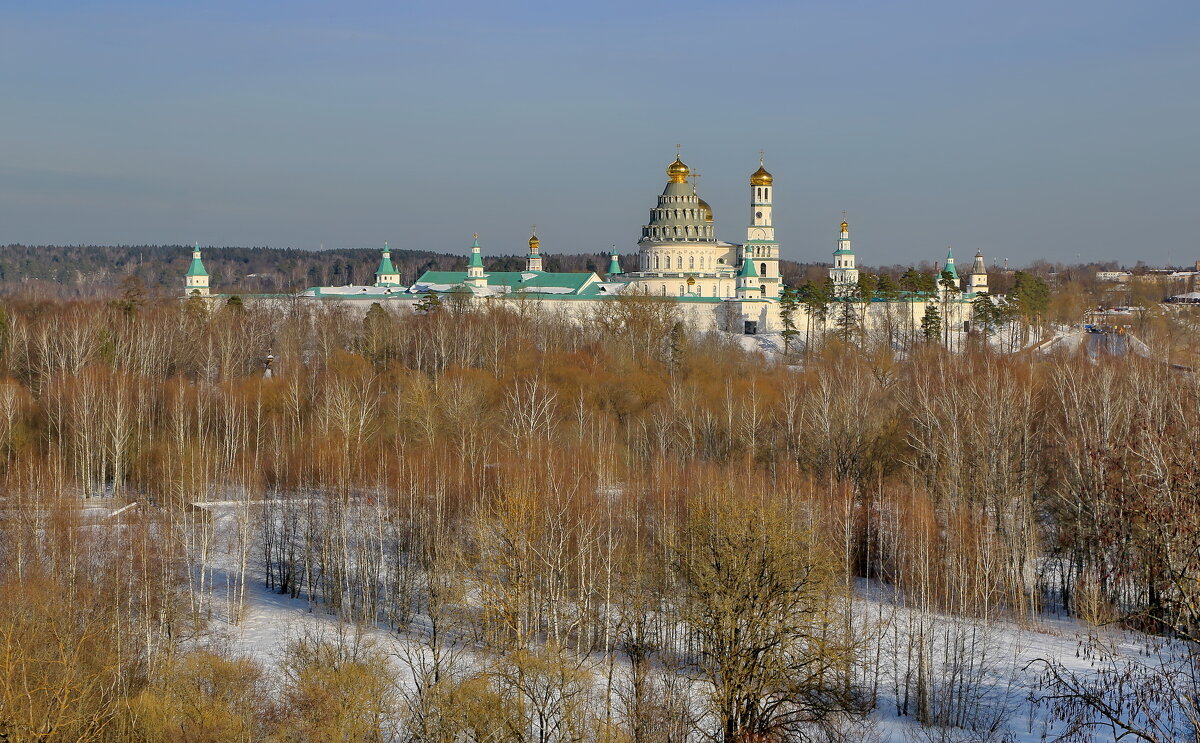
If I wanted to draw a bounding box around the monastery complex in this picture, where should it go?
[184,152,992,335]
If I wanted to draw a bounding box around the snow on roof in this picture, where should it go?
[411,270,601,296]
[298,284,407,298]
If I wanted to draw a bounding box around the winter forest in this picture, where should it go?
[1,293,1198,743]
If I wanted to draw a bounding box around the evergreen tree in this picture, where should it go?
[971,292,1001,340]
[835,295,859,343]
[778,286,801,355]
[799,280,831,353]
[921,303,942,341]
[939,269,961,348]
[875,273,900,300]
[1011,271,1050,322]
[415,291,443,314]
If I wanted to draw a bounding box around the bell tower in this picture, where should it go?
[526,228,543,272]
[829,217,859,297]
[746,155,780,297]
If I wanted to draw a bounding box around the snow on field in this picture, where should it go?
[196,503,1168,742]
[731,324,1050,361]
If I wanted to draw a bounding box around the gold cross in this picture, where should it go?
[675,143,681,158]
[759,150,765,165]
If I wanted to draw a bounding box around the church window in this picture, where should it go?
[689,255,695,269]
[679,286,685,296]
[760,263,767,275]
[654,255,659,269]
[676,256,682,269]
[661,285,666,295]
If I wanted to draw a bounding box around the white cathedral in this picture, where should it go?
[606,150,781,301]
[184,150,991,335]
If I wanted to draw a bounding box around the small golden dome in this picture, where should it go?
[750,164,773,186]
[667,156,690,183]
[529,234,540,251]
[697,197,713,223]
[841,220,849,232]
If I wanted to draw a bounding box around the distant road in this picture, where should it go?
[1087,331,1129,356]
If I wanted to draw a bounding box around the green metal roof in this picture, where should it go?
[607,254,621,276]
[943,248,959,278]
[186,244,208,277]
[414,270,600,295]
[376,243,397,276]
[738,258,759,278]
[833,248,853,256]
[467,236,484,268]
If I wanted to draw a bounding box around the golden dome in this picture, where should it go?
[697,197,713,223]
[529,234,540,251]
[750,164,773,186]
[840,219,849,232]
[667,156,690,183]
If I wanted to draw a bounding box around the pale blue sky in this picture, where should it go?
[1,1,1197,266]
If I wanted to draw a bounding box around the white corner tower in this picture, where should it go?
[967,250,988,295]
[185,242,210,297]
[746,155,780,298]
[374,242,401,287]
[940,247,961,293]
[466,234,487,288]
[829,218,858,297]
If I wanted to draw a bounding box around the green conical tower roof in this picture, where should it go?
[607,252,621,276]
[186,242,208,277]
[467,235,483,268]
[943,247,959,278]
[375,242,397,276]
[738,256,759,278]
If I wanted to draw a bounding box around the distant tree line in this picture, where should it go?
[1,243,861,300]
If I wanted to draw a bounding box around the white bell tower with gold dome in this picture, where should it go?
[526,228,543,272]
[744,156,780,297]
[830,217,859,296]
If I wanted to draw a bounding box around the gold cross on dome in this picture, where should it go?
[690,171,701,190]
[675,143,681,158]
[531,224,536,236]
[759,150,765,165]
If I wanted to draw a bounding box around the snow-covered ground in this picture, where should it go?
[731,323,1050,360]
[183,502,1178,742]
